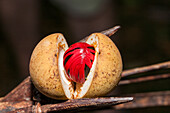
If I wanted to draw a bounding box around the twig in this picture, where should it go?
[101,25,121,37]
[114,91,170,109]
[122,61,170,77]
[0,76,31,102]
[81,25,120,42]
[0,101,33,112]
[119,73,170,85]
[42,97,133,112]
[10,97,133,113]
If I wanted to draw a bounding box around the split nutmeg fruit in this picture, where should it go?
[29,26,122,100]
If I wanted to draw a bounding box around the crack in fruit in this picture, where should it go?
[63,42,95,84]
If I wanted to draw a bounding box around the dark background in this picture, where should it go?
[0,0,170,112]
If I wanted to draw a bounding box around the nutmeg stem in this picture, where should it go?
[101,25,121,37]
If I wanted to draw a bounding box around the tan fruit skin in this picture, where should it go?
[29,33,66,100]
[83,33,122,98]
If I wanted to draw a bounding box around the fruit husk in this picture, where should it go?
[77,33,122,98]
[29,33,68,100]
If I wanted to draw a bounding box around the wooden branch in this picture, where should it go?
[41,97,133,112]
[101,25,121,37]
[81,25,120,42]
[114,91,170,109]
[119,73,170,85]
[0,76,31,102]
[0,101,33,112]
[122,61,170,77]
[7,97,133,113]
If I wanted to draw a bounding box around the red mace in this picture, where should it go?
[63,42,95,84]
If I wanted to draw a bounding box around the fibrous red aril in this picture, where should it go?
[63,42,95,84]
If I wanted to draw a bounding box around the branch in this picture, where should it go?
[122,61,170,77]
[114,91,170,109]
[101,25,121,37]
[0,101,33,112]
[81,25,120,42]
[8,97,133,113]
[0,76,31,102]
[119,73,170,85]
[40,97,133,112]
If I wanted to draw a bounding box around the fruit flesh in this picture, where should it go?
[29,33,69,99]
[82,33,122,98]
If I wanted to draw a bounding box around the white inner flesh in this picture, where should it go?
[58,34,99,99]
[57,35,74,99]
[74,34,99,98]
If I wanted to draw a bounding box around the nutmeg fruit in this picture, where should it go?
[29,32,122,100]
